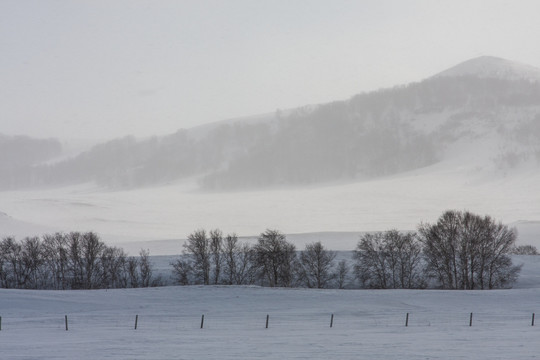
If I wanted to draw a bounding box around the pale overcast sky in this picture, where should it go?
[2,0,540,140]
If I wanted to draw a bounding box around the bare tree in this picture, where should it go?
[223,234,256,285]
[21,236,44,289]
[299,241,336,288]
[100,246,128,288]
[80,232,106,289]
[0,237,23,288]
[386,230,425,289]
[336,259,349,289]
[223,233,239,285]
[209,229,223,284]
[66,232,84,289]
[41,233,69,290]
[127,257,139,288]
[183,229,211,285]
[171,257,192,285]
[234,242,257,285]
[354,232,389,288]
[0,239,7,288]
[138,249,153,287]
[254,229,297,287]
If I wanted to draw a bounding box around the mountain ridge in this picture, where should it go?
[3,56,540,191]
[432,55,540,82]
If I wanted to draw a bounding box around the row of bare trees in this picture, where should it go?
[175,210,522,290]
[0,232,157,290]
[172,229,349,289]
[0,210,522,290]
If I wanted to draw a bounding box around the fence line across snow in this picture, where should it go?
[0,312,538,332]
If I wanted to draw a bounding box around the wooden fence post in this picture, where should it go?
[469,312,473,327]
[200,314,204,329]
[65,315,68,331]
[266,314,269,329]
[330,314,334,328]
[405,313,409,327]
[134,315,138,330]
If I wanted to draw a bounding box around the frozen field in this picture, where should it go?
[2,280,540,359]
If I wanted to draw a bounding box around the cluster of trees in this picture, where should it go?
[354,210,523,289]
[354,230,425,289]
[172,229,349,289]
[175,210,523,290]
[0,232,157,290]
[419,210,521,289]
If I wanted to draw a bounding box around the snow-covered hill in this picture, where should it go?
[0,210,56,238]
[5,56,540,191]
[433,55,540,82]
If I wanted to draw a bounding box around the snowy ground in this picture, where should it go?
[2,155,540,253]
[0,257,539,359]
[1,284,540,359]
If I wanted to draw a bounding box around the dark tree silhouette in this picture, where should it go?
[418,210,521,289]
[254,229,297,287]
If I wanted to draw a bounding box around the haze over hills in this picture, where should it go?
[2,56,540,192]
[2,56,540,250]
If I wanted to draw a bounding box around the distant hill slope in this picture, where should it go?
[0,210,56,238]
[433,55,540,82]
[0,134,62,167]
[3,56,540,190]
[0,134,62,189]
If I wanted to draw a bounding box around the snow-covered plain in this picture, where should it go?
[2,277,540,359]
[2,153,540,253]
[1,257,539,359]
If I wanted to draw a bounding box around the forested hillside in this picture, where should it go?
[4,60,540,191]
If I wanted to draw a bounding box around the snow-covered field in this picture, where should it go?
[0,257,539,359]
[2,155,540,253]
[2,282,540,359]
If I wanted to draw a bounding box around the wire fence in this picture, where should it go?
[0,311,538,332]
